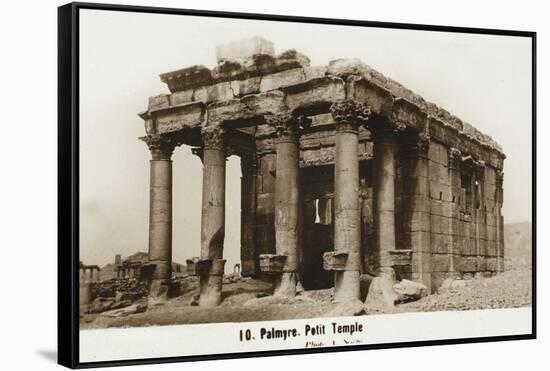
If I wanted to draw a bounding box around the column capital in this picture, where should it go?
[330,99,371,134]
[408,132,431,154]
[202,125,226,151]
[141,134,179,160]
[265,111,310,144]
[496,170,504,189]
[448,147,462,168]
[475,159,486,178]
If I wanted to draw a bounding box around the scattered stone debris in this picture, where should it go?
[394,279,428,303]
[100,302,148,318]
[364,277,398,310]
[439,278,473,292]
[323,298,365,317]
[401,269,531,312]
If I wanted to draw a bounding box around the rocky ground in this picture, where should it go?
[80,267,532,329]
[397,268,532,313]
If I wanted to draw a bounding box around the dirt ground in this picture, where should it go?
[80,268,532,329]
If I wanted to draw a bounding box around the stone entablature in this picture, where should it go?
[140,53,503,171]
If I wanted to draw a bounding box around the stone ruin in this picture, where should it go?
[138,37,505,307]
[79,261,100,306]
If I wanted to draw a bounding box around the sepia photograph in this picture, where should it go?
[58,2,535,367]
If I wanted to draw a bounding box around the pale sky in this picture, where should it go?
[79,9,532,267]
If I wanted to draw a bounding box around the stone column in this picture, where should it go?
[403,133,432,291]
[448,148,462,278]
[264,112,303,298]
[372,126,401,280]
[474,162,485,275]
[142,134,178,299]
[495,171,504,272]
[327,100,370,302]
[240,155,258,276]
[199,126,227,307]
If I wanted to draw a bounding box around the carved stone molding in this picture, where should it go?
[140,134,180,160]
[330,99,371,134]
[202,126,225,151]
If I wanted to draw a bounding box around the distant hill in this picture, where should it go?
[504,221,532,269]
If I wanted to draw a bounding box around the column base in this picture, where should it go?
[333,270,360,303]
[199,274,223,307]
[365,267,397,309]
[148,279,171,305]
[79,282,93,306]
[273,272,298,298]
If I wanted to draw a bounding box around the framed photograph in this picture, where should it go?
[58,2,536,368]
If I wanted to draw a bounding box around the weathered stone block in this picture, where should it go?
[389,249,413,267]
[403,211,430,232]
[431,253,451,272]
[407,231,431,253]
[327,58,366,76]
[155,102,204,133]
[259,66,326,92]
[259,254,287,273]
[409,176,429,196]
[431,233,451,254]
[322,251,348,271]
[170,89,195,106]
[486,257,498,272]
[477,256,487,271]
[394,279,428,303]
[391,98,427,131]
[487,241,497,256]
[284,77,345,111]
[234,76,262,96]
[431,214,442,234]
[431,272,451,292]
[405,195,431,213]
[461,256,477,272]
[348,76,394,117]
[148,94,170,111]
[186,258,211,276]
[411,251,432,273]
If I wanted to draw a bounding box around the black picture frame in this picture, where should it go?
[58,2,537,368]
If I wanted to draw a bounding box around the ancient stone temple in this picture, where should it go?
[139,37,505,306]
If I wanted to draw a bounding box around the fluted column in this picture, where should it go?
[142,134,178,299]
[199,126,227,306]
[265,112,304,298]
[328,100,370,302]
